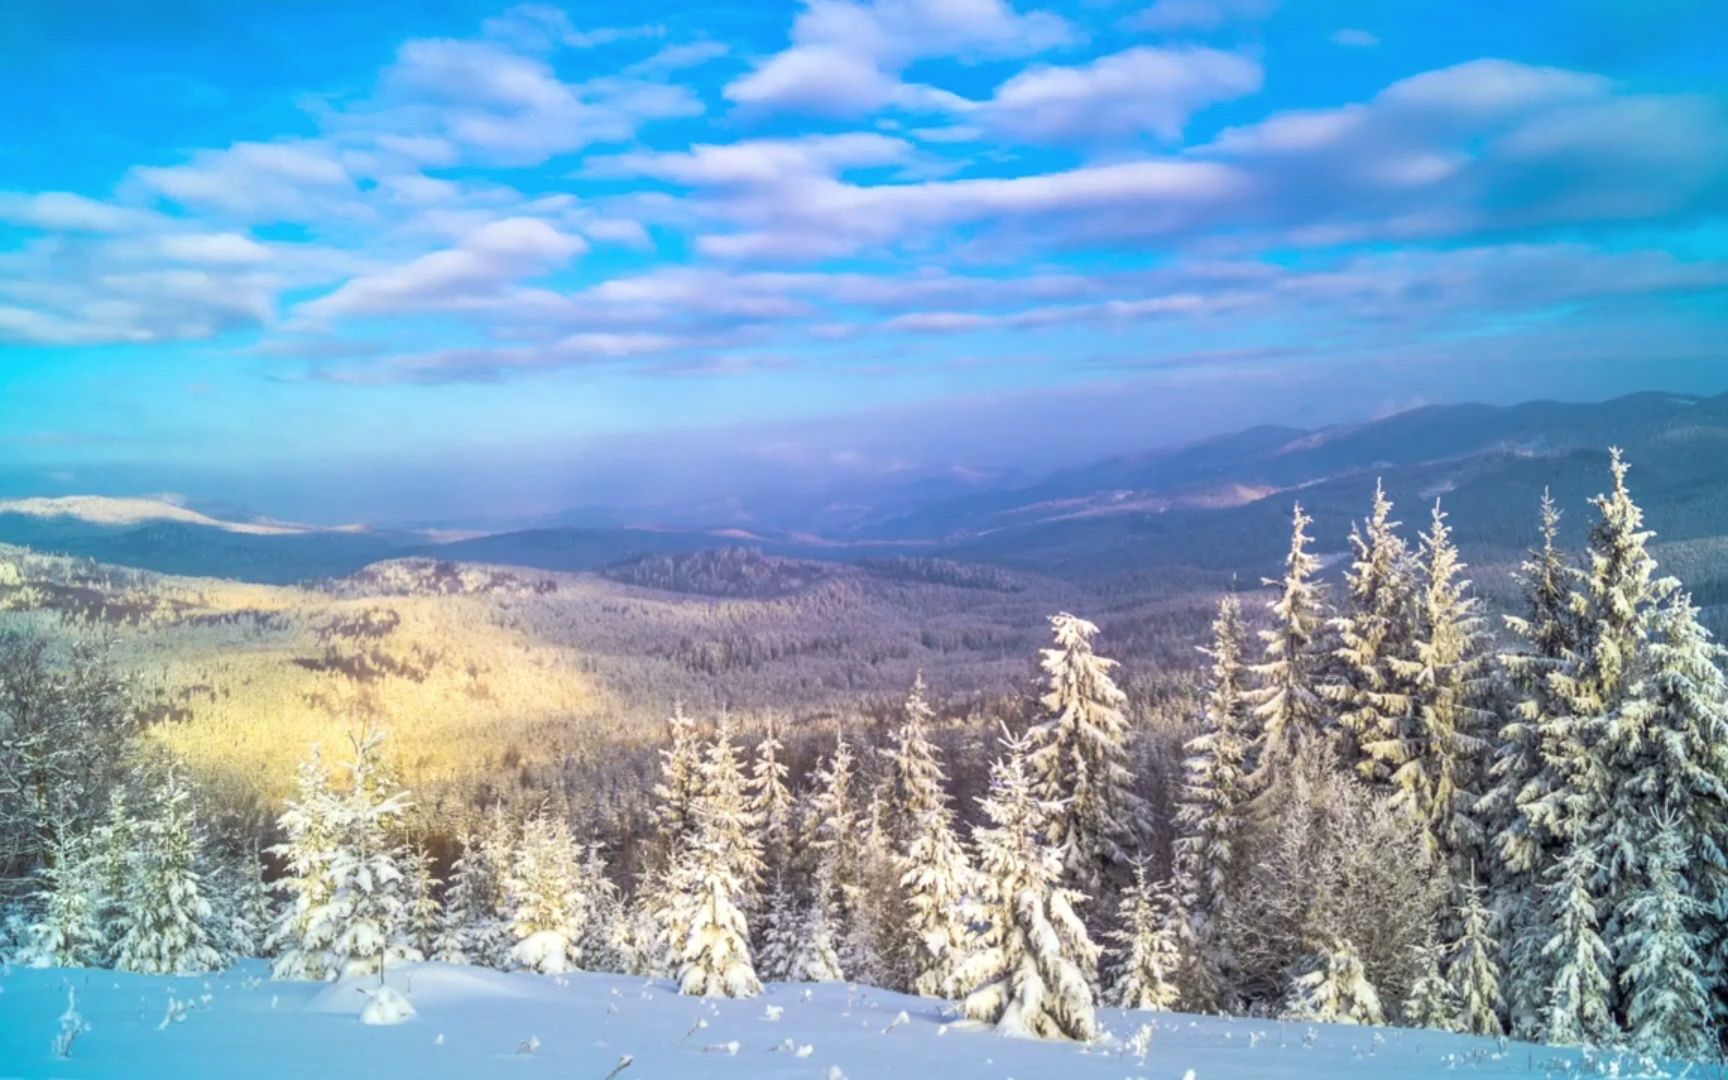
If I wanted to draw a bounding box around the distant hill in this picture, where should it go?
[5,392,1726,589]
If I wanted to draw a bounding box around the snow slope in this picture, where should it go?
[0,962,1685,1080]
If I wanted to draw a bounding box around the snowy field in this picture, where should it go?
[0,961,1688,1080]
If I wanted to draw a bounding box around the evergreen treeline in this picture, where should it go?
[4,451,1727,1059]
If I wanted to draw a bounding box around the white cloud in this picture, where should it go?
[130,141,359,221]
[725,0,1071,117]
[0,192,161,232]
[979,46,1262,143]
[297,217,586,321]
[1130,0,1274,33]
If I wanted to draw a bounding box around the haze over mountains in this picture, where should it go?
[5,390,1727,587]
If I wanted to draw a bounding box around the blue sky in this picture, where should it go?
[2,0,1726,520]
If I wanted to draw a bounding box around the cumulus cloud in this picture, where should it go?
[297,217,587,321]
[1130,0,1275,33]
[725,0,1071,117]
[977,46,1263,143]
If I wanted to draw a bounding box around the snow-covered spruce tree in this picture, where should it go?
[672,716,762,998]
[1378,502,1494,870]
[642,705,709,975]
[1445,876,1503,1037]
[112,766,224,975]
[269,747,340,980]
[843,783,907,989]
[1486,490,1580,886]
[1618,819,1711,1060]
[754,871,801,983]
[1326,481,1418,784]
[1175,595,1253,942]
[575,843,626,974]
[431,817,510,966]
[787,735,855,983]
[747,721,796,898]
[1603,594,1728,970]
[1246,503,1333,799]
[217,845,273,960]
[404,844,442,961]
[1534,844,1614,1047]
[651,703,705,857]
[503,811,589,974]
[1284,938,1384,1025]
[1105,860,1183,1011]
[1403,936,1457,1031]
[959,727,1100,1042]
[1028,612,1150,898]
[91,786,138,959]
[891,677,980,999]
[22,827,106,968]
[1485,491,1583,1036]
[1535,451,1676,875]
[318,725,419,981]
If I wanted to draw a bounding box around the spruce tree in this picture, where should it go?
[320,726,419,981]
[1446,877,1504,1037]
[269,747,340,980]
[1534,845,1613,1047]
[747,721,795,902]
[1327,481,1418,783]
[1379,502,1494,868]
[22,827,105,968]
[651,703,705,856]
[1618,821,1711,1060]
[1028,612,1149,897]
[788,737,853,983]
[112,766,224,975]
[960,728,1100,1042]
[892,680,979,1000]
[1403,937,1457,1031]
[404,845,442,960]
[1105,861,1183,1011]
[672,720,762,998]
[1175,594,1253,935]
[503,811,588,974]
[1247,503,1332,797]
[1284,938,1384,1025]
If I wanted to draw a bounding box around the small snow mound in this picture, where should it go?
[360,987,416,1026]
[308,963,538,1016]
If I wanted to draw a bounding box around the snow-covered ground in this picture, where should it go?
[0,961,1685,1080]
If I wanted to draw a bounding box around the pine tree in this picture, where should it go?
[1446,877,1504,1037]
[1379,502,1494,868]
[1028,612,1149,897]
[112,766,224,975]
[959,728,1100,1042]
[892,680,979,1000]
[503,811,588,974]
[1247,503,1332,797]
[1105,861,1183,1011]
[269,747,341,980]
[1403,936,1457,1031]
[1486,491,1582,1036]
[754,873,801,983]
[1618,820,1710,1060]
[786,735,856,983]
[22,827,105,968]
[1602,594,1728,966]
[1487,490,1580,886]
[404,845,442,960]
[1284,938,1384,1025]
[219,845,273,960]
[651,703,705,857]
[1534,845,1613,1047]
[747,721,795,897]
[319,726,419,981]
[1538,451,1676,865]
[1327,481,1418,783]
[1175,594,1253,936]
[672,720,763,998]
[843,784,906,989]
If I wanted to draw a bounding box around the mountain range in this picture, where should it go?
[5,390,1726,586]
